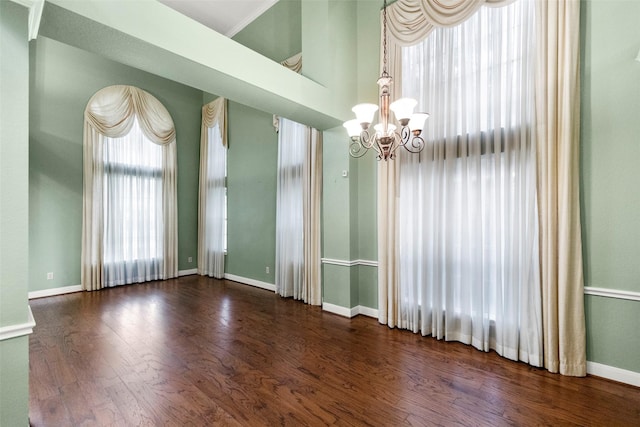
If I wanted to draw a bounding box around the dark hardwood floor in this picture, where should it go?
[29,276,640,426]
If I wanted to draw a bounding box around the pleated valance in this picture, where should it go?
[85,85,176,145]
[387,0,512,46]
[202,97,227,146]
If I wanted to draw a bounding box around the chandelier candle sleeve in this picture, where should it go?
[343,0,428,160]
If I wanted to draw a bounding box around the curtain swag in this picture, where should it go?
[201,97,228,146]
[84,85,176,144]
[386,0,512,46]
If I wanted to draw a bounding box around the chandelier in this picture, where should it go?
[343,0,429,161]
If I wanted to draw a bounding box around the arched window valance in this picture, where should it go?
[84,85,175,144]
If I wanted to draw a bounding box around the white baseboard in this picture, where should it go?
[322,303,378,319]
[322,302,353,317]
[0,306,36,341]
[587,361,640,387]
[224,273,276,292]
[357,305,379,318]
[178,269,197,277]
[28,285,82,299]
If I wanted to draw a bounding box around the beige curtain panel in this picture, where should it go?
[534,0,586,377]
[378,0,586,376]
[82,85,178,291]
[303,127,322,306]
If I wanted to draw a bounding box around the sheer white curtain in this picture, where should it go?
[198,98,227,278]
[276,119,305,298]
[103,118,164,286]
[396,0,543,365]
[275,118,322,305]
[82,85,178,291]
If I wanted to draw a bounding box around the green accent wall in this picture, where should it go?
[232,0,301,63]
[580,0,640,373]
[29,36,203,292]
[224,102,278,283]
[0,2,30,425]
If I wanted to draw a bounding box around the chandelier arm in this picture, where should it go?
[360,130,376,149]
[349,139,370,158]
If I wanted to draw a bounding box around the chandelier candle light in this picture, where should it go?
[343,0,429,161]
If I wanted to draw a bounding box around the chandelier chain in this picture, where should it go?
[382,0,388,77]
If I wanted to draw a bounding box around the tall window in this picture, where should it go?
[103,118,164,285]
[197,98,227,279]
[275,118,323,305]
[82,85,178,291]
[397,0,542,365]
[275,118,306,298]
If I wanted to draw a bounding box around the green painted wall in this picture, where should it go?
[0,2,31,425]
[232,0,301,63]
[225,101,278,283]
[29,37,203,292]
[319,1,380,310]
[580,0,640,373]
[322,126,353,307]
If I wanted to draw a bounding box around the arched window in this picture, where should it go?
[82,85,178,290]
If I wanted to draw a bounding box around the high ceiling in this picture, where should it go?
[157,0,279,37]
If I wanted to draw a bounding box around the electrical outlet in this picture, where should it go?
[47,272,54,280]
[188,256,193,263]
[266,266,270,274]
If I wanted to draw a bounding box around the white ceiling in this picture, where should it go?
[158,0,279,38]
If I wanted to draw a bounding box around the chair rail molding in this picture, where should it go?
[584,286,640,302]
[0,306,36,341]
[321,258,378,267]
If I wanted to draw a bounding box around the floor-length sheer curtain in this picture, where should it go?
[198,98,227,279]
[275,118,322,305]
[380,0,586,375]
[397,0,542,365]
[82,85,178,291]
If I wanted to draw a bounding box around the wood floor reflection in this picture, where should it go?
[29,275,640,426]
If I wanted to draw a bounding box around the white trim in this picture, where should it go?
[584,287,640,302]
[322,303,379,319]
[322,302,354,318]
[0,306,36,341]
[28,285,82,299]
[322,258,357,267]
[224,273,276,292]
[357,305,379,318]
[8,0,44,40]
[321,258,378,268]
[178,269,197,277]
[225,0,278,37]
[587,361,640,388]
